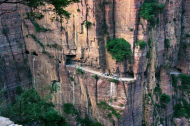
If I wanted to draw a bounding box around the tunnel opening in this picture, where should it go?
[65,55,76,65]
[25,49,29,54]
[32,52,38,56]
[125,71,134,78]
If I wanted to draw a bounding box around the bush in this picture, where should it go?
[119,103,124,107]
[160,93,170,104]
[2,28,9,35]
[97,101,121,120]
[46,43,62,51]
[164,39,170,48]
[171,75,177,88]
[139,1,165,26]
[106,38,132,62]
[109,79,119,84]
[63,103,78,115]
[33,22,48,32]
[30,34,44,48]
[16,86,24,95]
[173,103,186,118]
[178,74,190,92]
[146,51,150,58]
[76,68,84,74]
[70,77,74,81]
[185,33,190,37]
[136,40,146,49]
[77,9,80,12]
[85,20,92,28]
[129,28,133,31]
[92,74,99,80]
[107,113,112,118]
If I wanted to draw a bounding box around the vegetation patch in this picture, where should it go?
[97,101,121,120]
[30,34,44,48]
[85,20,92,28]
[164,39,170,48]
[33,22,49,32]
[76,68,84,75]
[63,103,102,125]
[92,74,99,80]
[70,77,74,81]
[0,88,67,126]
[146,51,150,58]
[129,28,133,31]
[106,38,132,62]
[46,43,62,51]
[178,74,190,93]
[108,79,119,84]
[171,75,178,89]
[185,33,190,37]
[63,103,78,115]
[42,49,54,59]
[136,40,146,49]
[173,98,190,118]
[160,93,170,104]
[139,0,165,26]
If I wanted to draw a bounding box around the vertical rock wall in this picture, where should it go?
[0,0,190,125]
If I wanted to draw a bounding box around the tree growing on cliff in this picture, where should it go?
[0,0,79,18]
[0,88,67,126]
[106,38,132,62]
[139,0,165,26]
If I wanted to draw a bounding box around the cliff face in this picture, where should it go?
[0,0,190,125]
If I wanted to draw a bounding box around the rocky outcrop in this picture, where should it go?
[0,116,21,126]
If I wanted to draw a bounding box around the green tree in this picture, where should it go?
[106,38,132,62]
[1,0,79,18]
[139,0,165,26]
[0,88,67,126]
[160,93,170,104]
[136,40,147,49]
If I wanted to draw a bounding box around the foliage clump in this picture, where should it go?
[76,68,84,74]
[136,40,146,49]
[108,79,119,84]
[178,74,190,93]
[63,103,78,115]
[97,101,121,120]
[164,39,170,48]
[173,98,190,118]
[29,34,44,48]
[0,88,67,126]
[63,103,102,125]
[22,0,79,19]
[106,38,132,62]
[185,33,190,37]
[160,93,170,104]
[92,74,99,80]
[34,22,48,32]
[171,75,178,89]
[47,43,62,51]
[85,20,92,28]
[139,0,165,26]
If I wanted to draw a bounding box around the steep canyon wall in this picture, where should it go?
[0,0,190,125]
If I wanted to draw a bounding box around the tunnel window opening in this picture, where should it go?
[32,52,38,56]
[125,71,134,78]
[66,55,76,65]
[25,50,29,54]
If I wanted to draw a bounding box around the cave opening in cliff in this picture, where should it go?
[65,55,76,65]
[25,50,29,54]
[32,52,38,56]
[125,71,134,78]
